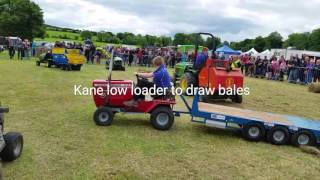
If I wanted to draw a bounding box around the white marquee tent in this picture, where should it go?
[255,49,271,58]
[243,48,258,55]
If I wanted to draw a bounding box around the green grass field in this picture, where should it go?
[34,30,108,47]
[0,52,320,179]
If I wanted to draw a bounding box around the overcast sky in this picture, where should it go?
[33,0,320,41]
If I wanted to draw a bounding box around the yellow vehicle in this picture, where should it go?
[65,49,85,71]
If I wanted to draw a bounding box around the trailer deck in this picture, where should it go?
[175,94,320,146]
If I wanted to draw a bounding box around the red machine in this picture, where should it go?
[198,58,244,103]
[92,56,176,130]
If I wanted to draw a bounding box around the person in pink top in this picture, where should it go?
[271,56,280,80]
[279,56,287,81]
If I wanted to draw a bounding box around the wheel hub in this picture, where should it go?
[99,112,109,122]
[13,139,22,157]
[297,134,310,145]
[273,131,285,142]
[156,113,169,126]
[248,127,260,137]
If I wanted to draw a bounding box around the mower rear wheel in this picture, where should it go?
[0,132,23,162]
[94,107,114,126]
[36,61,40,66]
[150,106,174,130]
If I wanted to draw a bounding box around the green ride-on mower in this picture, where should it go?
[106,56,125,71]
[172,62,195,86]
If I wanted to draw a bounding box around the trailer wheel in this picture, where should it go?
[242,123,265,141]
[291,130,315,146]
[0,132,23,162]
[232,95,243,104]
[267,126,290,145]
[93,107,114,126]
[150,106,174,131]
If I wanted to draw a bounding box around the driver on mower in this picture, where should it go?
[124,56,172,107]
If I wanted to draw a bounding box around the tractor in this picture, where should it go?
[106,56,125,71]
[172,45,205,86]
[176,33,244,103]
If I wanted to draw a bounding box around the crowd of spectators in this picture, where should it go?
[111,47,195,68]
[2,38,320,85]
[5,38,32,60]
[236,54,320,84]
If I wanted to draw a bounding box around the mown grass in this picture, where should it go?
[0,52,320,179]
[34,30,107,47]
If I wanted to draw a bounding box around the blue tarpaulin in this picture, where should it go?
[216,45,241,55]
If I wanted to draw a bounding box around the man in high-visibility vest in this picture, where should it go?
[230,56,241,69]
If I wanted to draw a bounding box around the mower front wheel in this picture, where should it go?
[150,106,174,130]
[94,107,114,126]
[0,132,23,162]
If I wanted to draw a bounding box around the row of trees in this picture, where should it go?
[80,30,222,48]
[84,29,320,52]
[229,29,320,52]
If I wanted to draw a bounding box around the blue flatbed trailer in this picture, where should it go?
[175,95,320,146]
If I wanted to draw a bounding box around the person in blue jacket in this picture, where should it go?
[195,48,208,69]
[124,56,172,107]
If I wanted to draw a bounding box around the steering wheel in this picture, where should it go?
[136,74,149,83]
